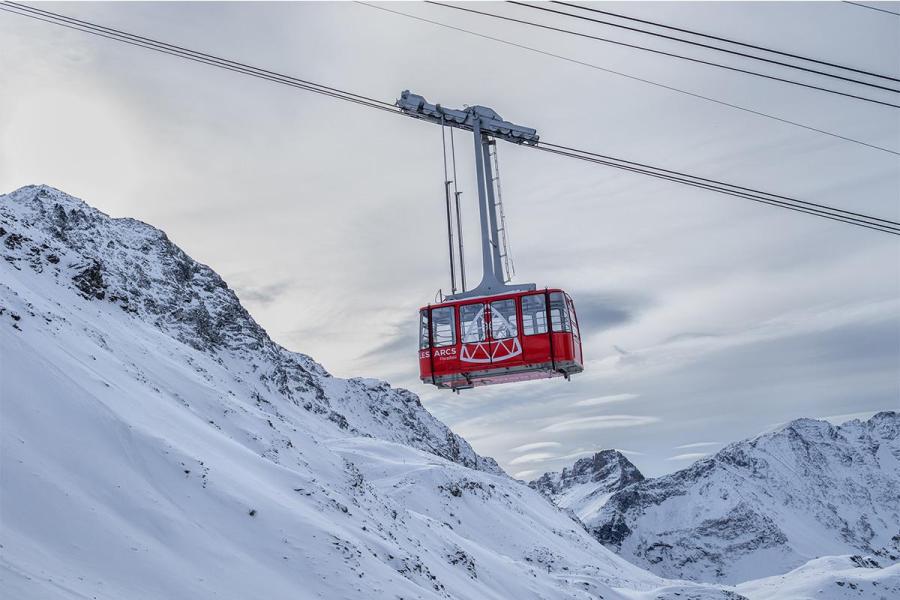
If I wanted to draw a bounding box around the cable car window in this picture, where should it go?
[460,304,486,343]
[419,310,430,349]
[490,299,518,340]
[567,297,580,338]
[521,294,548,335]
[549,292,571,332]
[430,306,456,347]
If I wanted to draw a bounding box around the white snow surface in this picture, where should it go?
[735,555,900,600]
[2,185,896,600]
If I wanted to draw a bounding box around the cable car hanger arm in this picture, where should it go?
[397,90,540,146]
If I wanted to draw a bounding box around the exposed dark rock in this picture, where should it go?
[530,449,644,498]
[72,261,107,300]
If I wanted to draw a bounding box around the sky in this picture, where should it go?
[1,1,898,478]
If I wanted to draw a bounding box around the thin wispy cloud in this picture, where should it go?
[508,452,559,465]
[819,411,883,425]
[541,415,660,433]
[231,280,293,307]
[559,448,615,461]
[674,441,721,450]
[513,469,539,480]
[617,449,647,457]
[666,452,709,462]
[572,393,638,407]
[566,290,649,334]
[509,441,562,453]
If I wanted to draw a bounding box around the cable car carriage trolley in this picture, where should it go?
[398,91,584,391]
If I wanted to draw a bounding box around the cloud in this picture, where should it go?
[553,449,601,462]
[541,415,660,433]
[616,449,647,457]
[666,452,709,462]
[509,441,562,453]
[357,327,417,361]
[613,299,900,382]
[508,452,559,465]
[571,291,649,334]
[513,470,539,480]
[818,411,883,425]
[674,441,720,450]
[573,393,638,407]
[232,280,293,307]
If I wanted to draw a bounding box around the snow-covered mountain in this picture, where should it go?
[2,184,897,600]
[0,185,665,600]
[0,185,497,475]
[529,450,644,521]
[579,413,900,584]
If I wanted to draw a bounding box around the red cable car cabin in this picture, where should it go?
[419,289,583,391]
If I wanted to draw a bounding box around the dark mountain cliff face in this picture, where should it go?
[0,184,500,474]
[530,449,644,498]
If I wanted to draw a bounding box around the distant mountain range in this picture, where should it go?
[532,411,900,585]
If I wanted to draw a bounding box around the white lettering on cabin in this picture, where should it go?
[419,347,458,360]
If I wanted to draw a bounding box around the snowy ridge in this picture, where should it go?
[586,413,900,584]
[529,449,644,521]
[0,185,498,474]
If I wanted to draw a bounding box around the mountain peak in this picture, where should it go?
[0,185,500,474]
[528,449,644,521]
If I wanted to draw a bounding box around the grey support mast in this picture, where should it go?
[397,90,538,300]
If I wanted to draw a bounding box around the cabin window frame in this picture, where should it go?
[459,303,487,343]
[521,294,548,336]
[419,310,430,349]
[489,298,519,340]
[430,306,456,348]
[567,295,580,338]
[549,292,571,333]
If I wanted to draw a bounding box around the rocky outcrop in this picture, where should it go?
[0,184,500,474]
[529,450,644,521]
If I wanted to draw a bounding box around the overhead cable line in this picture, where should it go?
[360,3,898,156]
[1,1,897,236]
[534,145,900,234]
[427,2,900,108]
[0,1,399,114]
[843,1,900,17]
[513,1,900,92]
[539,141,900,226]
[552,1,900,83]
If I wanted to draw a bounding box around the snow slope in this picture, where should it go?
[0,185,670,600]
[587,413,900,584]
[735,555,900,600]
[529,450,644,521]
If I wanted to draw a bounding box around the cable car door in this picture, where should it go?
[487,298,522,367]
[459,303,490,366]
